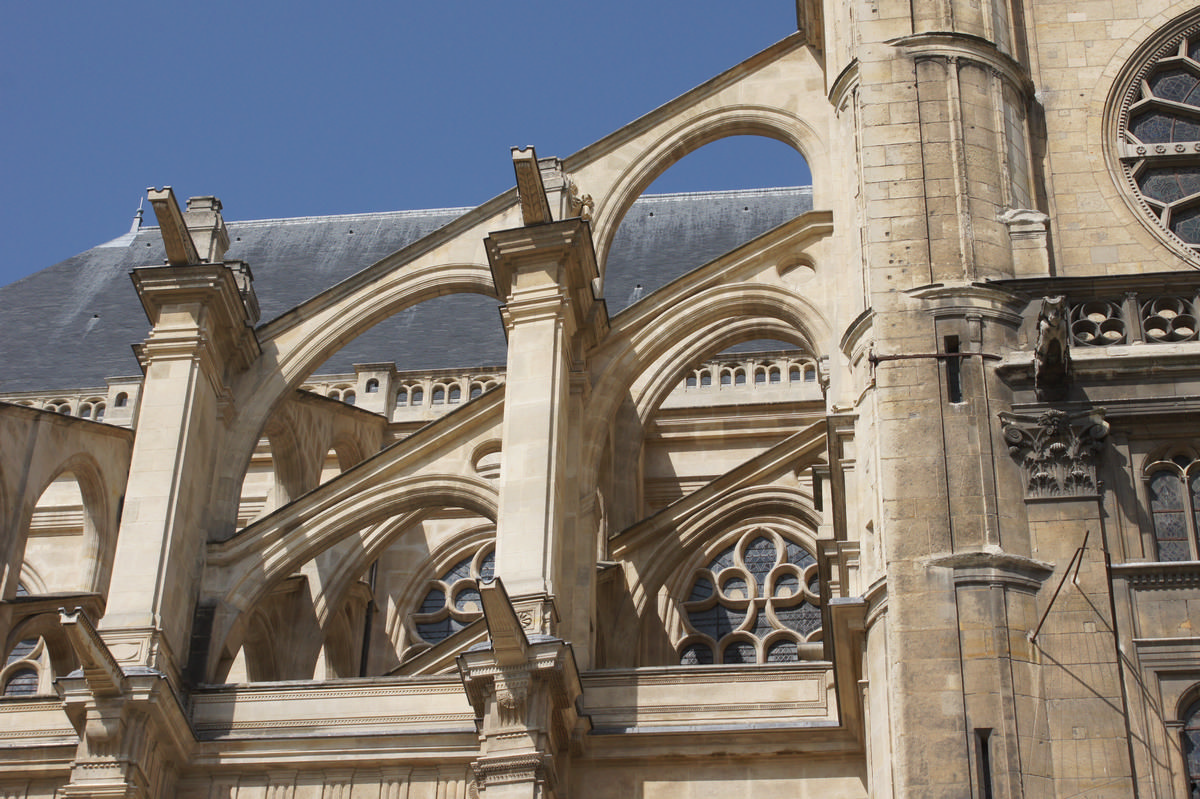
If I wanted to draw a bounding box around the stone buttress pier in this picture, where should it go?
[57,189,259,799]
[484,148,607,652]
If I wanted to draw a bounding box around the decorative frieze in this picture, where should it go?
[999,408,1109,498]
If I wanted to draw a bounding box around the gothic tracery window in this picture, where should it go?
[1145,448,1200,561]
[411,544,495,646]
[1117,26,1200,253]
[2,637,44,697]
[676,526,822,666]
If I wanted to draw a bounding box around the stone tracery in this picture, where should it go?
[675,525,823,666]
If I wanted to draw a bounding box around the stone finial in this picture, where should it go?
[567,178,594,221]
[999,408,1109,499]
[184,195,231,264]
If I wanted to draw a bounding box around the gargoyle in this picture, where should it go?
[1035,295,1070,397]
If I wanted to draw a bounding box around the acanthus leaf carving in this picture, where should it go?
[999,408,1108,498]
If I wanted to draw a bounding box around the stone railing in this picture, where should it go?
[298,365,506,423]
[0,378,144,428]
[1069,291,1200,347]
[663,351,823,408]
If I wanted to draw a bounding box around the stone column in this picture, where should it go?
[99,189,260,683]
[484,213,604,648]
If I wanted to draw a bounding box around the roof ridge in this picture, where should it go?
[629,186,812,203]
[131,186,814,231]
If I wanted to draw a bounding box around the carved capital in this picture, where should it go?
[472,752,553,790]
[999,408,1109,498]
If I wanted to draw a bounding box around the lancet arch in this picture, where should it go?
[218,473,498,613]
[206,472,499,680]
[604,482,825,668]
[629,486,823,608]
[12,453,113,598]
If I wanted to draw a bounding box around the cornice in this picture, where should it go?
[1111,560,1200,589]
[906,281,1026,325]
[988,270,1200,298]
[925,549,1054,590]
[887,32,1034,95]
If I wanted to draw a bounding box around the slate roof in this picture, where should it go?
[0,187,812,392]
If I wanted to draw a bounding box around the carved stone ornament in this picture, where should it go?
[999,408,1109,499]
[567,179,594,221]
[1034,295,1070,398]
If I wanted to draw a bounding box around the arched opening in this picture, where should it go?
[237,437,285,529]
[319,447,348,485]
[1,610,80,697]
[583,279,833,547]
[603,135,813,310]
[22,470,97,594]
[220,510,497,683]
[641,339,823,519]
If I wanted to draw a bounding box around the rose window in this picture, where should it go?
[677,528,822,666]
[1117,29,1200,251]
[412,544,495,645]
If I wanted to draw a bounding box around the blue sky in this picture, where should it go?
[1,2,811,287]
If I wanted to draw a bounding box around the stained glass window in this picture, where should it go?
[676,527,821,665]
[1145,451,1200,561]
[1184,698,1200,798]
[412,544,496,646]
[1118,31,1200,251]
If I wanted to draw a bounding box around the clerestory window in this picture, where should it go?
[676,526,822,666]
[411,544,496,646]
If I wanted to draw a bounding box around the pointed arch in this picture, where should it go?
[590,106,828,278]
[16,453,114,597]
[583,279,833,494]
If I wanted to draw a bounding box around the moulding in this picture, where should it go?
[1112,560,1200,589]
[926,549,1054,591]
[888,32,1034,96]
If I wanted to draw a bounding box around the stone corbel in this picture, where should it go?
[999,208,1051,278]
[999,408,1109,499]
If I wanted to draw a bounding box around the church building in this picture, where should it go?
[2,2,1200,796]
